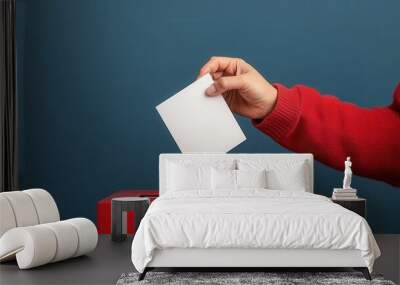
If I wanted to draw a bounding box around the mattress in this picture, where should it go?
[131,190,380,273]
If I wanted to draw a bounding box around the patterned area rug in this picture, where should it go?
[117,271,396,285]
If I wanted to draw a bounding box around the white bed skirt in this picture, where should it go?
[148,248,366,268]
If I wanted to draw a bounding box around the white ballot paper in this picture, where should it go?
[156,74,246,153]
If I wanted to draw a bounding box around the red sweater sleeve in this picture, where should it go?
[253,83,400,187]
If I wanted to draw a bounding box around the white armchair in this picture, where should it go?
[0,189,97,269]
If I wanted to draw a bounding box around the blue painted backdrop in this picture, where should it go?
[16,0,400,233]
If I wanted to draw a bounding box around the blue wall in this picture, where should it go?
[17,0,400,233]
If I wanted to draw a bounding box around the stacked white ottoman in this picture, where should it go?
[0,189,98,269]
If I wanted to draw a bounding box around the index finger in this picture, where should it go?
[197,57,246,78]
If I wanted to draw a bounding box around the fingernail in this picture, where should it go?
[205,84,216,96]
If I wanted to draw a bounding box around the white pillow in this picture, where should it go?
[211,169,268,190]
[237,159,308,191]
[167,160,236,191]
[211,168,236,190]
[236,169,267,189]
[168,163,211,191]
[267,166,307,191]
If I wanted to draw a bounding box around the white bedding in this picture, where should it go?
[131,190,380,273]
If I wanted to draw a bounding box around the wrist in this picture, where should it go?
[254,86,278,120]
[252,83,301,140]
[264,86,278,116]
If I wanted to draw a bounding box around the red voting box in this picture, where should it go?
[96,189,159,234]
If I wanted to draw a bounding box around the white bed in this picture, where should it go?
[131,154,380,280]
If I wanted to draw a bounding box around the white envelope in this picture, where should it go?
[156,74,246,153]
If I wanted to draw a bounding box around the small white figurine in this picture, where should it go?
[342,156,353,189]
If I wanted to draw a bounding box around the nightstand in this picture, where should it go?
[97,189,159,234]
[111,197,150,242]
[331,198,366,218]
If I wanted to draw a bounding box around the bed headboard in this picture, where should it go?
[159,153,314,196]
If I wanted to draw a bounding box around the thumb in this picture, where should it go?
[205,75,245,96]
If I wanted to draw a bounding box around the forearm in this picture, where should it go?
[253,84,400,186]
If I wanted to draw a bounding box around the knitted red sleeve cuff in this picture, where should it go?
[252,83,301,141]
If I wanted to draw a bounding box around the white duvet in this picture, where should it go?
[131,190,380,273]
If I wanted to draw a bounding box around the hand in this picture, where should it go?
[198,57,278,120]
